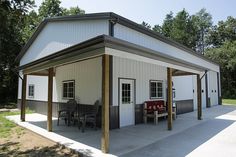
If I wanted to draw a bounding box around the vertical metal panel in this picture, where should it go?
[208,71,218,106]
[24,75,58,102]
[20,20,109,66]
[114,23,219,72]
[201,74,207,108]
[173,76,194,101]
[55,57,102,104]
[112,56,167,106]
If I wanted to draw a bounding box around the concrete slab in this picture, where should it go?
[6,105,236,157]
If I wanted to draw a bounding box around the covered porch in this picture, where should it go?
[7,105,236,157]
[18,35,206,153]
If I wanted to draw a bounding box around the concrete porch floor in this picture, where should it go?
[7,105,236,157]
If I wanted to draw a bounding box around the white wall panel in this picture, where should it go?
[173,76,193,101]
[20,20,109,66]
[208,71,218,106]
[114,23,219,72]
[18,75,58,102]
[201,74,207,108]
[113,56,167,106]
[55,57,102,104]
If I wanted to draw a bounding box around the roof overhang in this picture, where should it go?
[18,35,216,75]
[16,12,219,68]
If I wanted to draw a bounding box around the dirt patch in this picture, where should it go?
[0,126,80,157]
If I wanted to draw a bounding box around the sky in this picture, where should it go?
[34,0,236,26]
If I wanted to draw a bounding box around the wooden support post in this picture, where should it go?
[167,67,173,130]
[101,54,110,153]
[21,74,27,122]
[197,74,202,120]
[47,68,53,132]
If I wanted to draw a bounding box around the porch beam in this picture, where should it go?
[197,74,202,120]
[20,74,27,121]
[47,68,53,131]
[167,67,173,130]
[101,54,110,153]
[172,69,195,76]
[29,71,55,76]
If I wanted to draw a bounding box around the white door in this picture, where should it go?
[119,79,135,127]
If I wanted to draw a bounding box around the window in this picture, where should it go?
[122,83,131,104]
[150,80,163,99]
[62,80,75,99]
[28,84,34,98]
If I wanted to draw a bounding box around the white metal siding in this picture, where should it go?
[173,76,193,101]
[18,75,58,102]
[113,56,167,106]
[173,75,207,110]
[201,74,207,108]
[114,23,219,72]
[192,75,198,110]
[20,20,109,66]
[55,57,102,104]
[208,71,218,106]
[18,57,102,104]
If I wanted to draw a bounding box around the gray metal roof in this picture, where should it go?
[18,35,213,74]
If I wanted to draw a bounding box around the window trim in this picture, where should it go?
[28,84,35,98]
[149,80,164,99]
[62,80,75,100]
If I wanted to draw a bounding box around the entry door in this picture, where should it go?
[119,79,135,127]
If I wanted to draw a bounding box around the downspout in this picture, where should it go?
[108,16,118,128]
[13,68,23,80]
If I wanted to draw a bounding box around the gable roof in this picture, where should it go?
[16,12,218,66]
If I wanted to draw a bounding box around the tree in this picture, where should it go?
[208,16,236,47]
[152,24,162,34]
[22,10,39,42]
[192,8,213,54]
[38,0,64,19]
[141,21,151,29]
[0,0,35,105]
[170,9,198,49]
[160,11,174,37]
[205,41,236,98]
[63,6,85,15]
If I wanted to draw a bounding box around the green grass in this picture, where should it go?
[0,109,33,138]
[223,99,236,105]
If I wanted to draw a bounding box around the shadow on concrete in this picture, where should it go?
[120,118,235,157]
[24,105,236,156]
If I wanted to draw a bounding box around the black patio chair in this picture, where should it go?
[84,100,100,130]
[77,100,99,132]
[57,99,77,126]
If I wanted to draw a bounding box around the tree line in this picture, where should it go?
[142,9,236,98]
[0,0,235,106]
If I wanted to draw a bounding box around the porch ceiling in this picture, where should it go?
[18,35,214,75]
